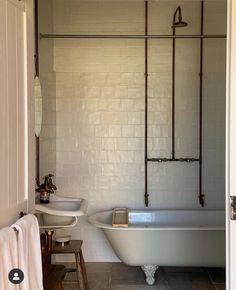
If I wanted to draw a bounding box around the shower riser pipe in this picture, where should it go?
[199,0,204,207]
[172,27,176,159]
[144,0,149,207]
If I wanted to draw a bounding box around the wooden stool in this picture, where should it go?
[52,240,89,290]
[43,264,66,290]
[41,232,66,290]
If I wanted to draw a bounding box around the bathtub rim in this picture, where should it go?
[88,209,225,231]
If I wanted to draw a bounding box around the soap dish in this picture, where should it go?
[55,235,71,247]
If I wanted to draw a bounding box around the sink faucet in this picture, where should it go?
[44,174,57,193]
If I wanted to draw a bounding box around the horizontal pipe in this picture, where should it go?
[147,158,200,162]
[40,33,226,40]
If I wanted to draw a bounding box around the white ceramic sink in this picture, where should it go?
[35,194,88,229]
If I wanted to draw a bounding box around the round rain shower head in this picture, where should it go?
[172,20,188,28]
[172,6,188,28]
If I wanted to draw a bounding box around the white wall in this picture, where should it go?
[39,0,57,179]
[39,0,226,261]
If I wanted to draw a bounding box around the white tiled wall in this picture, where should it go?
[39,0,56,179]
[39,0,226,262]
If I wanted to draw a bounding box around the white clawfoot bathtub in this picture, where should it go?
[89,209,225,285]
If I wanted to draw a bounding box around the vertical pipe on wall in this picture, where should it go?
[35,0,39,77]
[36,137,40,187]
[35,0,40,186]
[144,0,149,207]
[199,0,205,207]
[172,23,176,159]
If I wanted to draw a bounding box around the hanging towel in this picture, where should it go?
[0,227,19,290]
[11,214,44,290]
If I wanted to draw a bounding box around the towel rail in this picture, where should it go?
[11,212,27,232]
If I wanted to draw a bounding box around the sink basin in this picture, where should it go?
[35,194,88,229]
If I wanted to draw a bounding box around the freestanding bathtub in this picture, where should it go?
[89,209,225,285]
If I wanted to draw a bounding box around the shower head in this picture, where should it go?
[173,20,188,28]
[172,6,188,28]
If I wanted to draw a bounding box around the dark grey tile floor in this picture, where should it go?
[62,262,225,290]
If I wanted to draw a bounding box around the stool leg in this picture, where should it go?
[55,283,63,290]
[79,250,89,290]
[75,252,86,290]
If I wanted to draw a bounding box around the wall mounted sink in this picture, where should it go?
[35,194,88,229]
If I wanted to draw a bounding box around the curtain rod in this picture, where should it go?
[40,33,226,39]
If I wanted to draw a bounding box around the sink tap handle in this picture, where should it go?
[47,174,57,192]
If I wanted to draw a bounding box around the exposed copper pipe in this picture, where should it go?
[199,0,205,207]
[144,0,149,207]
[36,136,40,187]
[35,0,40,187]
[35,0,39,77]
[172,13,176,159]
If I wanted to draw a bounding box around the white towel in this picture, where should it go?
[0,227,19,290]
[12,214,44,290]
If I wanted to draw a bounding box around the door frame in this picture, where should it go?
[226,0,236,289]
[25,0,35,213]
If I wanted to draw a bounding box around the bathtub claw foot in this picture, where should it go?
[141,265,159,285]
